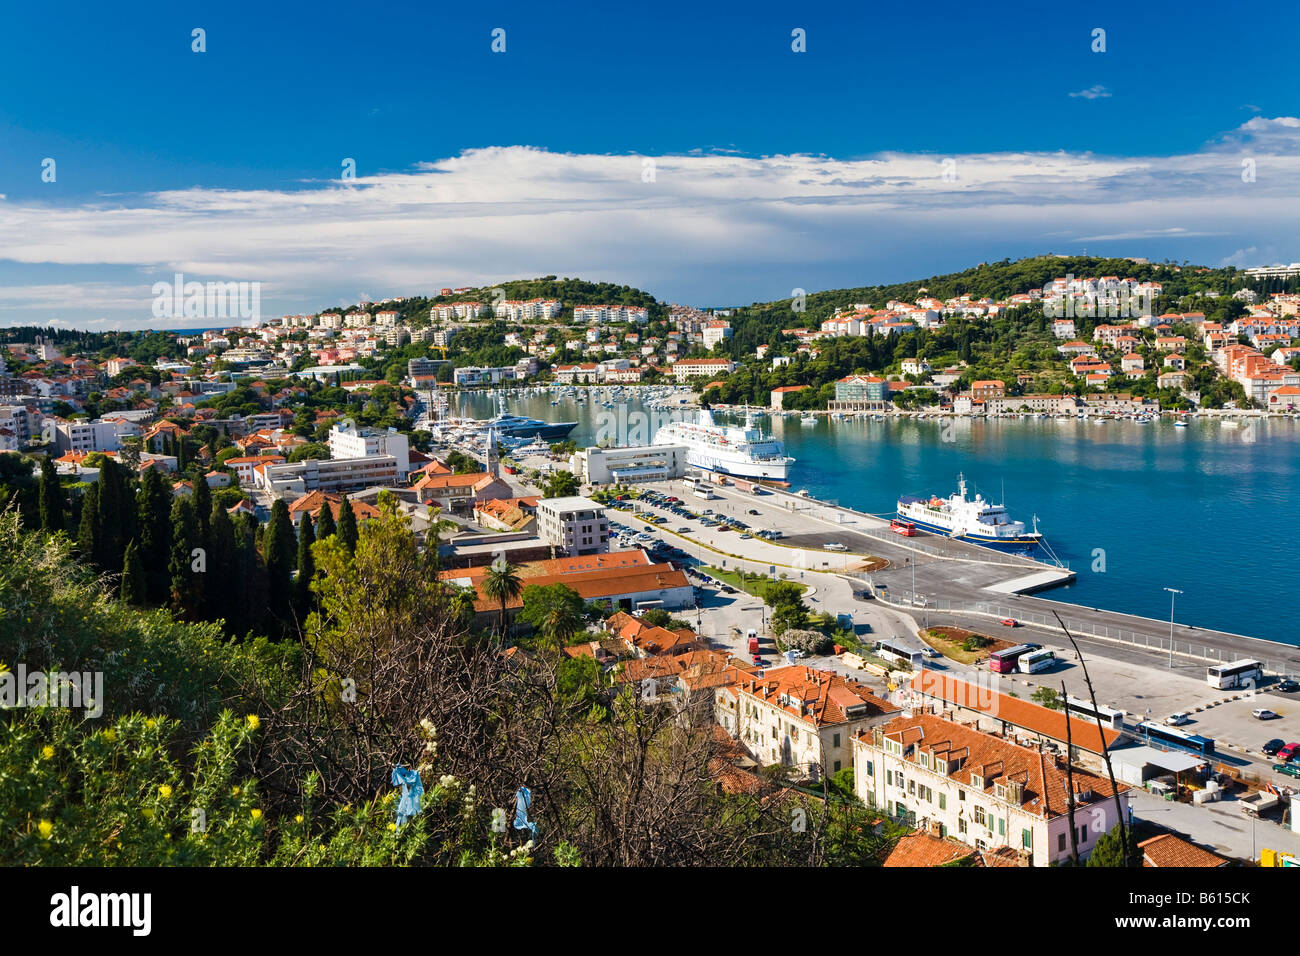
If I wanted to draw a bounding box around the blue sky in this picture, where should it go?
[2,0,1298,327]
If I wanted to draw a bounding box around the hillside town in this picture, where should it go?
[3,259,1299,874]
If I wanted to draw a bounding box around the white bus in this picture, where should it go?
[875,640,924,671]
[1018,648,1057,673]
[1207,659,1263,690]
[1065,696,1125,732]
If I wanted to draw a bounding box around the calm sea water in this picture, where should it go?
[457,390,1298,641]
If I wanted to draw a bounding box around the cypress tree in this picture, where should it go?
[230,513,266,638]
[263,499,296,627]
[76,484,99,564]
[120,540,146,606]
[38,456,63,532]
[205,500,236,623]
[96,458,124,571]
[137,467,173,604]
[168,496,203,619]
[295,512,316,615]
[336,495,358,554]
[192,473,212,546]
[315,499,337,540]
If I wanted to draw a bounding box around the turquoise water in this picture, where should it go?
[456,391,1298,641]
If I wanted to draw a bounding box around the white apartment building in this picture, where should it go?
[572,305,649,325]
[553,363,600,384]
[256,454,405,497]
[430,302,488,322]
[536,496,610,557]
[327,420,410,480]
[854,713,1130,866]
[716,666,898,780]
[53,419,121,455]
[0,406,33,445]
[701,322,733,349]
[495,298,563,322]
[672,358,735,382]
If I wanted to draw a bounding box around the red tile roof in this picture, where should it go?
[867,712,1128,820]
[883,831,975,867]
[723,666,898,728]
[1139,833,1227,868]
[910,672,1121,755]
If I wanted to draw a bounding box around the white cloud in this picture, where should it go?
[2,117,1299,328]
[1069,85,1112,100]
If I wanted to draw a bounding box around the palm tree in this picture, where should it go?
[524,583,586,649]
[481,560,523,637]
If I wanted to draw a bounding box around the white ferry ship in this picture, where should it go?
[896,475,1042,554]
[653,408,793,481]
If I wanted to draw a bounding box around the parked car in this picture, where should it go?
[822,542,847,552]
[1274,763,1300,779]
[1165,712,1191,727]
[751,655,763,666]
[1000,618,1018,627]
[1262,739,1286,756]
[1276,679,1299,693]
[1253,708,1279,720]
[1277,742,1300,762]
[748,509,761,515]
[922,647,941,658]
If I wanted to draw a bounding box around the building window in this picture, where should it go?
[958,817,967,835]
[833,733,841,748]
[833,760,841,772]
[938,793,946,811]
[997,817,1005,837]
[974,806,986,827]
[1022,829,1032,849]
[1058,833,1066,853]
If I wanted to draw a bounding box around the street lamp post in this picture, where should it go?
[1163,587,1182,668]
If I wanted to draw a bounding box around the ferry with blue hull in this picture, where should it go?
[896,475,1042,554]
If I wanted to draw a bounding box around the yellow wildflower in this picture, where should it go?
[41,745,54,759]
[245,714,260,731]
[250,808,262,820]
[158,784,172,799]
[38,820,53,839]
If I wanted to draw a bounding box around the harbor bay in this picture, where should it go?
[458,388,1298,642]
